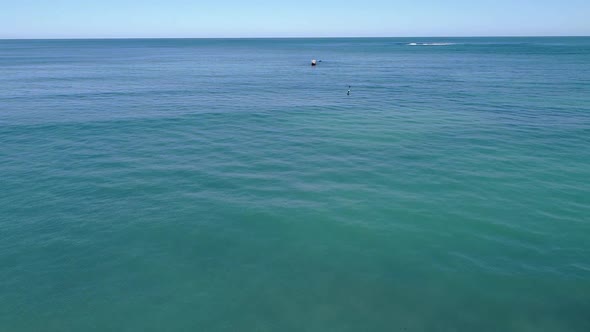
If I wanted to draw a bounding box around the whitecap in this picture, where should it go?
[407,42,456,46]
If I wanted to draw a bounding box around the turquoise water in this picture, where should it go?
[1,37,590,331]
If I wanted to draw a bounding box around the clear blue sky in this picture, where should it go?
[1,0,589,38]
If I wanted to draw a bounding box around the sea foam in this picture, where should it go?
[408,42,456,46]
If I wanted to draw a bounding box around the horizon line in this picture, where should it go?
[1,35,589,41]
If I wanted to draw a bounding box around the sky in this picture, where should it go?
[1,0,589,38]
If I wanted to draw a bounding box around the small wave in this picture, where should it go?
[407,42,456,46]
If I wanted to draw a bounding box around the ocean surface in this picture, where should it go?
[1,37,590,331]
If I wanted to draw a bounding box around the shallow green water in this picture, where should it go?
[1,38,590,331]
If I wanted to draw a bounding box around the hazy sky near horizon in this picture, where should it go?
[1,0,589,38]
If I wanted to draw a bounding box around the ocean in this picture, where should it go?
[1,37,589,331]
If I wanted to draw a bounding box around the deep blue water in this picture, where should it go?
[1,37,590,331]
